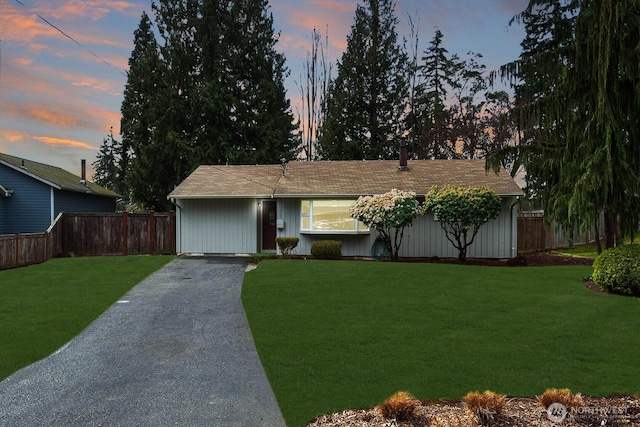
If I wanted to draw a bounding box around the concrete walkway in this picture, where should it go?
[0,257,286,427]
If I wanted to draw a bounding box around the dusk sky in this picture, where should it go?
[0,0,528,178]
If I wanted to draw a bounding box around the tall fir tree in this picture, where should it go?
[92,127,126,196]
[413,29,456,159]
[121,11,165,210]
[122,1,295,210]
[318,0,408,160]
[491,0,640,249]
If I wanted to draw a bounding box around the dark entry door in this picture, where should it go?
[261,200,277,251]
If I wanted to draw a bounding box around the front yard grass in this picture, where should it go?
[0,255,174,381]
[242,260,640,426]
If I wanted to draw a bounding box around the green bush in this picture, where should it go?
[592,244,640,296]
[276,237,299,258]
[311,240,342,260]
[250,252,278,262]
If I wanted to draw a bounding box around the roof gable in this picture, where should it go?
[169,160,523,199]
[0,153,119,198]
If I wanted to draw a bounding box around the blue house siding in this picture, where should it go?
[0,166,52,233]
[0,197,5,234]
[54,190,116,214]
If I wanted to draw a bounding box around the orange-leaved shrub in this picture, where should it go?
[377,391,419,421]
[538,388,583,410]
[463,390,506,424]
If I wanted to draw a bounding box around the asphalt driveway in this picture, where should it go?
[0,257,286,426]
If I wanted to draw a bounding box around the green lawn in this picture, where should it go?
[554,242,600,259]
[242,260,640,426]
[0,255,174,381]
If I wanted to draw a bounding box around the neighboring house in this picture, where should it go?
[169,156,524,259]
[0,153,119,234]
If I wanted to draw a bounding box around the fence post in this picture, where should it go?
[122,212,128,256]
[169,210,175,254]
[15,233,19,268]
[149,211,155,255]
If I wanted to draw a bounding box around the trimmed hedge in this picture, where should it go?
[311,240,342,260]
[592,244,640,296]
[276,237,299,258]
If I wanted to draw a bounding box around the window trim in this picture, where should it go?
[300,199,370,235]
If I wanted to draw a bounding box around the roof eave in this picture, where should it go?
[168,194,274,200]
[0,160,62,190]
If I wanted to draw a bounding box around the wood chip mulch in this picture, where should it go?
[307,395,640,427]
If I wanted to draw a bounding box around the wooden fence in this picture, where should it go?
[0,232,50,270]
[1,211,175,271]
[517,216,597,252]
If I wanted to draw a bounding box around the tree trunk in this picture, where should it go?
[604,209,619,249]
[594,217,602,254]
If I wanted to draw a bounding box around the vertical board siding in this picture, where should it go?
[275,197,517,259]
[178,199,257,254]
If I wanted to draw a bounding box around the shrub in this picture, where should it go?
[249,252,278,262]
[592,244,640,296]
[463,390,506,425]
[423,186,502,261]
[310,240,342,260]
[377,391,419,421]
[276,237,299,258]
[538,388,583,410]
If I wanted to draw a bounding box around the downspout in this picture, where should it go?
[510,198,518,258]
[168,197,182,255]
[50,187,55,225]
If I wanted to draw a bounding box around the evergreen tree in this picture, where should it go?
[491,0,640,250]
[413,29,456,159]
[92,128,125,195]
[121,11,164,210]
[122,1,295,210]
[410,31,512,161]
[318,0,409,160]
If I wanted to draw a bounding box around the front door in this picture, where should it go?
[261,200,277,251]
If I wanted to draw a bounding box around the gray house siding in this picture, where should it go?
[0,166,52,233]
[54,190,116,214]
[175,196,518,259]
[175,198,258,254]
[275,197,518,259]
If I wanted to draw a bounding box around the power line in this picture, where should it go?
[12,0,127,77]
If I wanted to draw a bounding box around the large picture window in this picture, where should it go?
[301,200,369,233]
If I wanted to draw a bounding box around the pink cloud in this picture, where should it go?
[32,136,95,150]
[1,103,92,128]
[40,0,140,21]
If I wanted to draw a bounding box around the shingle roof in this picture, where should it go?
[169,164,284,198]
[0,153,120,198]
[169,160,523,199]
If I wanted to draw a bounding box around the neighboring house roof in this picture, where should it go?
[0,153,119,198]
[169,160,523,199]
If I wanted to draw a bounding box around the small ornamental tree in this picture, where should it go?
[423,186,502,261]
[349,189,421,261]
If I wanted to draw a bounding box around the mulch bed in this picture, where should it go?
[394,251,595,267]
[307,394,640,427]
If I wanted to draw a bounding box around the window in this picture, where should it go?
[301,200,369,233]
